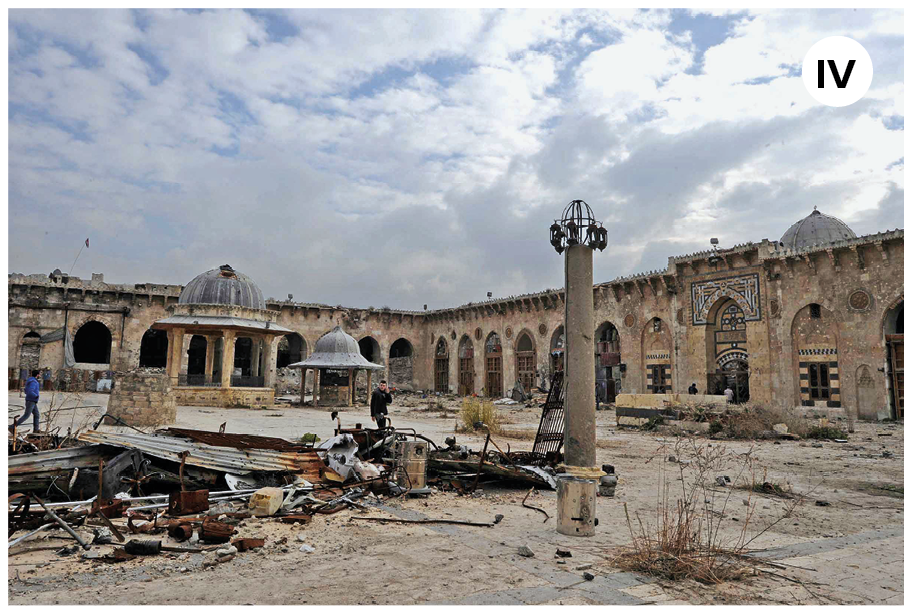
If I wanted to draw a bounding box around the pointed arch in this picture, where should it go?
[435,336,449,393]
[514,330,536,393]
[458,334,474,396]
[73,320,112,364]
[484,332,503,397]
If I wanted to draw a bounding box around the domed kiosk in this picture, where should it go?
[152,264,292,408]
[289,326,384,407]
[779,208,857,251]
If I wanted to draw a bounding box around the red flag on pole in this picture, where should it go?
[85,238,90,248]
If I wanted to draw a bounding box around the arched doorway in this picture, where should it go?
[359,336,381,364]
[550,326,565,373]
[485,332,503,398]
[73,321,112,364]
[458,335,474,396]
[435,337,449,393]
[187,335,207,384]
[595,321,620,403]
[389,338,414,389]
[139,329,168,368]
[706,300,750,402]
[884,299,903,419]
[277,333,305,368]
[515,331,536,394]
[791,303,840,409]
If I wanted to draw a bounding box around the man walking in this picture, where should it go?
[370,380,393,429]
[13,370,42,432]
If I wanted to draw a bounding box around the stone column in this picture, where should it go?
[220,332,236,389]
[558,243,600,537]
[168,329,185,382]
[314,368,321,407]
[204,337,216,380]
[262,336,277,389]
[251,338,262,378]
[300,368,307,407]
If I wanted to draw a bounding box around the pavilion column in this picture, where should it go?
[180,335,192,375]
[367,370,373,403]
[204,336,216,380]
[349,368,355,406]
[263,336,277,389]
[314,369,321,407]
[251,338,262,377]
[168,329,185,382]
[221,331,236,389]
[300,369,307,407]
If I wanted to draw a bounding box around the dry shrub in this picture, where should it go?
[721,402,809,439]
[497,428,536,441]
[457,397,502,434]
[613,437,802,584]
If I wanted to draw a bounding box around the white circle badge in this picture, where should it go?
[802,36,873,107]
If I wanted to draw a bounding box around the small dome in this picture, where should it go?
[313,326,361,356]
[779,209,856,251]
[290,326,384,370]
[178,264,265,310]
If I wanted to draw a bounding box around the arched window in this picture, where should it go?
[485,333,503,397]
[139,329,168,368]
[277,333,306,368]
[435,337,449,393]
[515,332,536,393]
[73,321,112,364]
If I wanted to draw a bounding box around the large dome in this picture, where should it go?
[178,264,266,310]
[779,209,857,251]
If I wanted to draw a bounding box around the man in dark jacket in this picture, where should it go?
[370,380,393,429]
[13,370,41,432]
[688,383,698,395]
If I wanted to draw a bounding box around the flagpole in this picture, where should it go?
[68,240,87,275]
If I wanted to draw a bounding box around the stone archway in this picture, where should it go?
[389,338,414,390]
[73,321,112,365]
[791,303,840,409]
[883,298,903,419]
[139,329,168,368]
[19,332,42,373]
[514,330,536,394]
[595,321,621,402]
[705,298,750,402]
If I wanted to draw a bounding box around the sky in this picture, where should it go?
[7,8,904,310]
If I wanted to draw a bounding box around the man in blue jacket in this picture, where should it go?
[12,370,41,432]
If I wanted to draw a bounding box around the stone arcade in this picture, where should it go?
[8,210,904,420]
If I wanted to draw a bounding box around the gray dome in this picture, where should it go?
[779,209,856,251]
[178,264,266,310]
[290,326,384,370]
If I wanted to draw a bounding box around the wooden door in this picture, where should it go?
[516,352,535,393]
[486,354,503,398]
[458,358,474,396]
[888,335,904,419]
[435,357,449,394]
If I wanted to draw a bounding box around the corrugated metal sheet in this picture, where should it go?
[76,431,324,479]
[162,428,303,451]
[8,444,107,477]
[152,315,292,334]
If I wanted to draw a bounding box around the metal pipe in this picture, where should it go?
[8,522,56,549]
[31,495,91,550]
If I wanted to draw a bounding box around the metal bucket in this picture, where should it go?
[556,474,597,537]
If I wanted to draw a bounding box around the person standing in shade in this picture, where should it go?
[688,382,698,395]
[370,380,393,429]
[12,370,41,432]
[724,385,734,404]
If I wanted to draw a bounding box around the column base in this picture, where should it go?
[556,473,599,537]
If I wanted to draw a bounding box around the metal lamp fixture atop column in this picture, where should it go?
[550,199,607,538]
[550,200,608,254]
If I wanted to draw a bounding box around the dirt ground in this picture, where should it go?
[7,391,904,605]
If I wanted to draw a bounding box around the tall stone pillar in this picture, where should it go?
[220,332,236,389]
[564,244,596,470]
[300,369,307,407]
[550,200,608,538]
[262,336,277,389]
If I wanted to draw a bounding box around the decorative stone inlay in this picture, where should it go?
[538,323,547,336]
[505,327,513,339]
[691,273,761,326]
[769,298,781,318]
[475,327,482,340]
[848,289,871,311]
[624,314,635,328]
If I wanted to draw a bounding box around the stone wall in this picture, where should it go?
[174,386,275,409]
[105,372,176,427]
